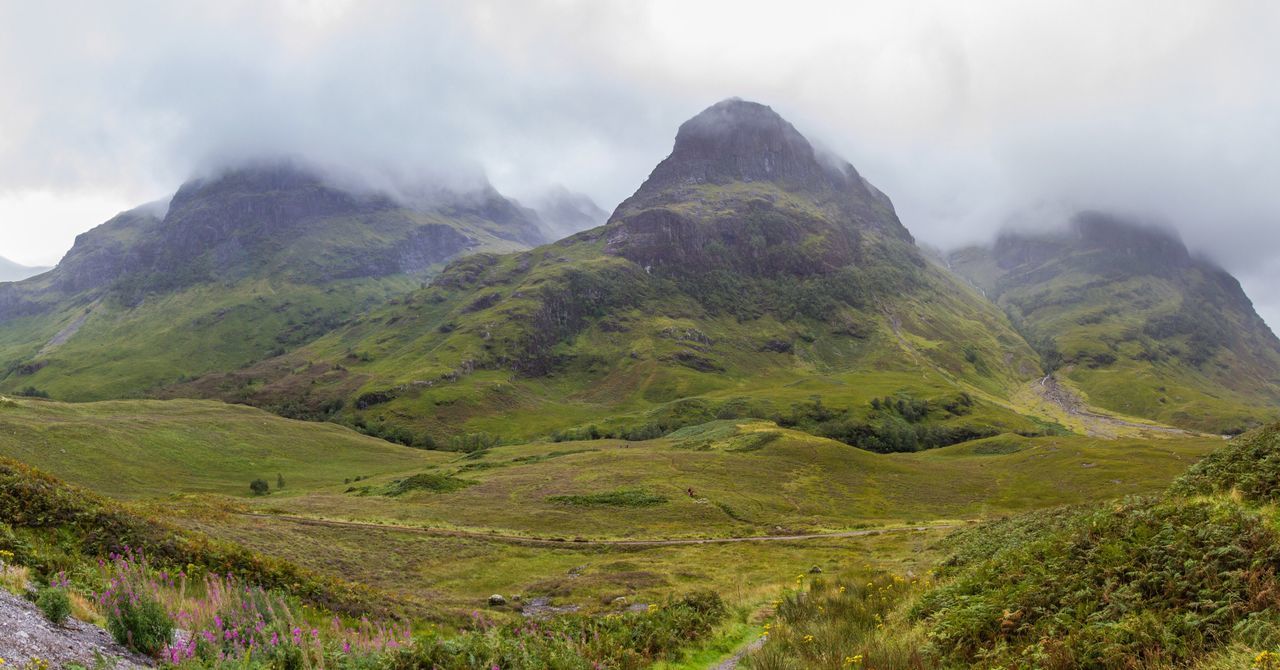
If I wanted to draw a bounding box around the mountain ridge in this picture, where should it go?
[948,211,1280,433]
[0,162,549,400]
[167,99,1047,449]
[0,256,49,283]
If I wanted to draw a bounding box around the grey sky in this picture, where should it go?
[1,0,1278,328]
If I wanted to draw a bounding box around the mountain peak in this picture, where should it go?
[640,98,847,193]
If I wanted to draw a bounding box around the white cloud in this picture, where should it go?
[1,0,1279,330]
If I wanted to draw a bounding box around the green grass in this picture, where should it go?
[745,422,1280,670]
[0,397,442,498]
[251,423,1218,540]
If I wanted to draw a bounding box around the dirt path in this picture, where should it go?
[713,637,765,670]
[1033,374,1202,438]
[241,513,953,548]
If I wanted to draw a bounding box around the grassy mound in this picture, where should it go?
[387,472,475,496]
[1169,424,1280,503]
[914,497,1280,668]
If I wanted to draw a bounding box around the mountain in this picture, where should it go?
[178,99,1046,448]
[529,186,609,241]
[0,162,547,400]
[948,212,1280,433]
[0,256,49,282]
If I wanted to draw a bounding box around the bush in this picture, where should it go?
[249,478,270,496]
[548,489,668,508]
[36,585,71,625]
[104,585,173,655]
[16,386,49,399]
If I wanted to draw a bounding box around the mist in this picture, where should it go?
[2,0,1278,328]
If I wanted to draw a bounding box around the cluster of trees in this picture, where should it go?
[249,473,286,496]
[779,393,986,454]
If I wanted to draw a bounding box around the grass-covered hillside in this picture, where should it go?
[747,423,1280,669]
[181,101,1048,449]
[0,163,543,401]
[250,423,1219,539]
[0,396,441,498]
[0,392,1220,627]
[949,212,1280,434]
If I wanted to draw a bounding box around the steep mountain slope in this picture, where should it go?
[186,99,1046,447]
[0,163,546,400]
[949,212,1280,433]
[0,256,49,282]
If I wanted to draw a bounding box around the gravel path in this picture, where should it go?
[0,589,152,669]
[712,637,765,670]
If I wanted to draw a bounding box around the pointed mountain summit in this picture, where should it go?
[0,161,547,400]
[606,99,911,278]
[949,212,1280,432]
[191,99,1043,446]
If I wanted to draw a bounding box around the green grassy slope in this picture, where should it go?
[184,102,1048,449]
[0,396,1217,539]
[0,164,541,402]
[0,396,441,498]
[949,212,1280,433]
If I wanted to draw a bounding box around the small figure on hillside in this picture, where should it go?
[277,473,286,489]
[687,487,696,498]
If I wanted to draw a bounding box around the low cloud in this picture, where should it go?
[2,1,1279,329]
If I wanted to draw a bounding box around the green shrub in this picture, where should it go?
[249,478,270,496]
[912,497,1280,668]
[548,488,667,508]
[36,585,71,625]
[105,589,173,655]
[1169,423,1280,504]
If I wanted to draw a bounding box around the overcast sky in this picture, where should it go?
[2,0,1278,328]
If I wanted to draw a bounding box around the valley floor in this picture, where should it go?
[0,394,1236,668]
